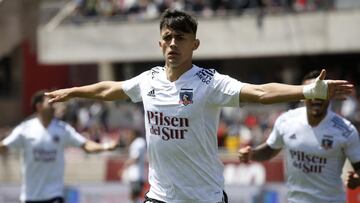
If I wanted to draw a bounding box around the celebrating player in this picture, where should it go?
[238,70,360,203]
[45,9,353,203]
[0,90,118,203]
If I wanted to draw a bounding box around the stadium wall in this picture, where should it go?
[38,9,360,64]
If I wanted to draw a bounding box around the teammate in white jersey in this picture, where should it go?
[239,70,360,203]
[44,10,354,203]
[0,90,118,203]
[121,130,147,203]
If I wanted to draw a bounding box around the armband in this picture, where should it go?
[303,78,328,99]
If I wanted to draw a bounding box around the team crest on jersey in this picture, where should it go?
[52,135,60,143]
[321,135,333,150]
[179,88,193,106]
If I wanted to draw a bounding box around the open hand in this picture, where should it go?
[318,69,354,100]
[44,89,73,104]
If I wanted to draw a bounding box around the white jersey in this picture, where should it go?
[127,137,147,182]
[267,107,360,203]
[122,65,244,202]
[2,117,86,201]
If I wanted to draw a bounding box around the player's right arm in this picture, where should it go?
[0,125,24,154]
[45,81,129,103]
[81,140,119,153]
[238,143,281,163]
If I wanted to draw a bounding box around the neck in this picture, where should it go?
[165,63,192,82]
[38,113,53,128]
[307,112,327,127]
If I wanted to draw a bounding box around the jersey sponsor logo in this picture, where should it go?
[289,134,296,140]
[331,116,353,138]
[33,148,57,162]
[147,111,189,141]
[195,69,215,84]
[147,89,156,97]
[321,135,333,150]
[179,88,193,106]
[289,150,327,173]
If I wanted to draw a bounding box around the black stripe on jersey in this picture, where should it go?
[331,116,353,138]
[195,68,215,84]
[181,88,193,90]
[150,68,161,79]
[204,69,215,76]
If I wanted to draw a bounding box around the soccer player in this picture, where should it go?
[45,9,353,203]
[0,90,118,203]
[238,70,360,203]
[121,129,147,203]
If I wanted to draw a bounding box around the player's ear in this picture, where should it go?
[193,39,200,50]
[35,102,42,112]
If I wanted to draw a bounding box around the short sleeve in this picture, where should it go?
[344,127,360,163]
[63,123,86,147]
[129,138,146,159]
[266,116,285,149]
[207,72,244,107]
[2,125,24,149]
[122,71,148,103]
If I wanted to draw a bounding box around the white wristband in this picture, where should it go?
[303,78,328,99]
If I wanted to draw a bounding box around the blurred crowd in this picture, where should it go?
[72,0,335,20]
[52,99,145,150]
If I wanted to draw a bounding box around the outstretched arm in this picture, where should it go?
[45,81,129,103]
[238,143,281,163]
[81,140,118,153]
[240,69,353,104]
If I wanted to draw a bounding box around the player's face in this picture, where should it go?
[159,26,199,69]
[38,97,55,116]
[303,78,330,118]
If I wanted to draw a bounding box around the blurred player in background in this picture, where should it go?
[45,9,353,203]
[239,70,360,203]
[0,90,118,203]
[121,129,147,203]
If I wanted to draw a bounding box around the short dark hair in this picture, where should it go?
[159,9,198,35]
[302,70,321,83]
[31,90,46,112]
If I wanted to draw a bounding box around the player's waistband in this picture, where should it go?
[25,196,64,203]
[144,191,228,203]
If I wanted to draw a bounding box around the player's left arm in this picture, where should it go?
[240,83,303,104]
[239,69,353,104]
